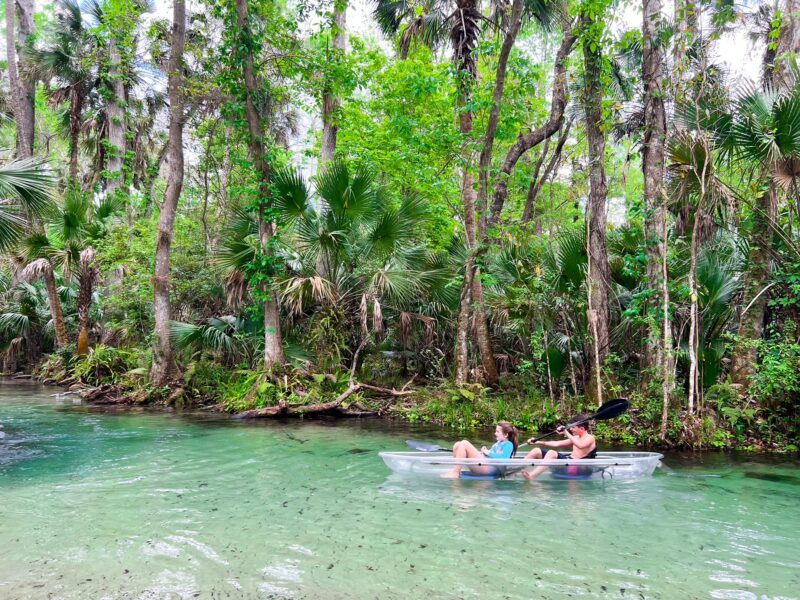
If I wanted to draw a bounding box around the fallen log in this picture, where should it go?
[234,380,415,419]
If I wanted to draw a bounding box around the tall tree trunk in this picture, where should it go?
[466,0,527,387]
[687,206,701,413]
[6,0,35,158]
[642,0,675,435]
[150,0,186,386]
[5,0,21,156]
[320,0,346,165]
[106,38,127,195]
[452,0,489,385]
[582,12,611,405]
[731,185,777,388]
[234,0,285,369]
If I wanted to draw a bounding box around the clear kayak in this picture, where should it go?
[378,451,664,480]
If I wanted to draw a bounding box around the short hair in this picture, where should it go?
[570,417,591,432]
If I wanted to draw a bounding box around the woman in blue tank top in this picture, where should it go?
[441,422,519,479]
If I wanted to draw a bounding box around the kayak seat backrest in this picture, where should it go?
[459,472,502,480]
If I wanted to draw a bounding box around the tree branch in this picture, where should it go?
[488,22,577,227]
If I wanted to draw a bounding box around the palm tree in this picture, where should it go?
[25,0,98,184]
[724,84,800,386]
[0,157,54,250]
[76,246,98,355]
[0,281,54,370]
[666,131,733,413]
[216,161,445,373]
[18,189,119,351]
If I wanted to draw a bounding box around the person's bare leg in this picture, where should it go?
[522,449,559,480]
[441,440,488,478]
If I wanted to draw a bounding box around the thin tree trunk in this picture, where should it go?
[582,12,611,406]
[659,207,674,439]
[687,208,701,414]
[642,0,675,431]
[106,38,126,195]
[320,0,346,165]
[69,93,84,184]
[477,0,524,231]
[234,0,285,369]
[44,267,70,348]
[150,0,186,387]
[452,0,489,385]
[522,118,572,225]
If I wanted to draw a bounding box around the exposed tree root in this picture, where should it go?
[233,379,415,419]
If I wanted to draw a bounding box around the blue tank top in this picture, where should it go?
[485,440,514,459]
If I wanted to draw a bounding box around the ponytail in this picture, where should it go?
[497,421,519,457]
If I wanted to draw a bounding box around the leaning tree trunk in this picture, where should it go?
[452,0,495,385]
[40,265,70,348]
[642,0,675,437]
[234,0,285,369]
[150,0,186,386]
[582,12,611,406]
[105,38,127,195]
[6,0,36,158]
[320,0,346,165]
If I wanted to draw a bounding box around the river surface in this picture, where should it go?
[1,380,798,600]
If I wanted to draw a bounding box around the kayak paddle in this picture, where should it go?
[405,440,450,452]
[526,398,629,444]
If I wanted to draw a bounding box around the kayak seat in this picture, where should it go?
[550,465,607,480]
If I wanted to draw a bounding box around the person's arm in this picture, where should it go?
[537,439,572,448]
[570,433,595,450]
[485,441,513,458]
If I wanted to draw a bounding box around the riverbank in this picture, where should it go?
[6,352,798,453]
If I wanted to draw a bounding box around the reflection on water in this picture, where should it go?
[1,380,799,599]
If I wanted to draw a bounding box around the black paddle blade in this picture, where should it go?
[406,439,448,452]
[591,398,629,421]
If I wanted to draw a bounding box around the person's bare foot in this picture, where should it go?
[440,470,461,479]
[521,470,534,481]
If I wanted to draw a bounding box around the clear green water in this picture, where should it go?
[1,381,799,600]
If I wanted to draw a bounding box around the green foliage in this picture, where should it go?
[71,344,140,385]
[748,322,800,409]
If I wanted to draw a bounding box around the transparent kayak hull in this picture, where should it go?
[378,451,663,480]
